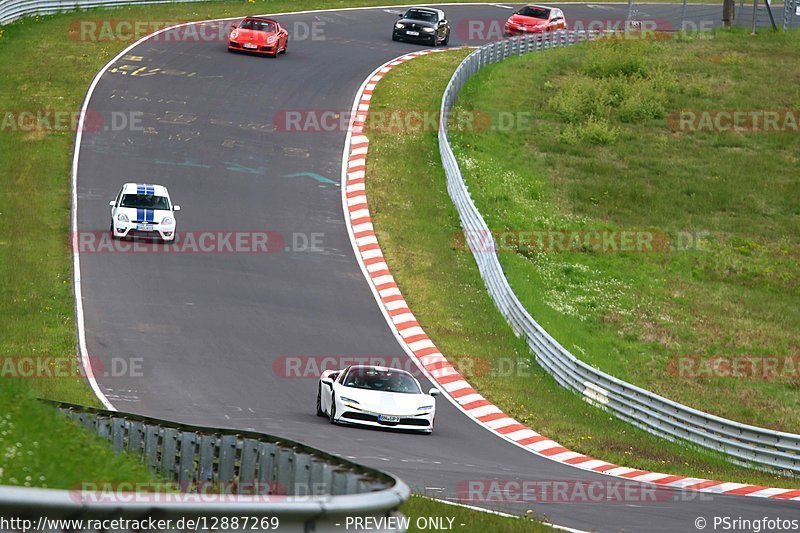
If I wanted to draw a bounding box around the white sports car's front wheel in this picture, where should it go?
[329,396,337,424]
[316,386,326,417]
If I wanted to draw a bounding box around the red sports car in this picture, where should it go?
[504,5,567,35]
[228,17,288,57]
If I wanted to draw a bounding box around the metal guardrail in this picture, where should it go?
[438,31,800,476]
[0,402,409,531]
[0,0,211,25]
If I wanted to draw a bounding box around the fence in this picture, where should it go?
[0,402,409,531]
[437,31,800,476]
[620,0,798,31]
[0,0,215,25]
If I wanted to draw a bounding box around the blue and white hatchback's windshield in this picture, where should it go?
[120,194,171,210]
[343,368,421,394]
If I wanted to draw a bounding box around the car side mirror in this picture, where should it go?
[397,13,403,17]
[173,205,181,211]
[109,201,115,207]
[321,377,334,387]
[428,388,440,397]
[231,22,238,28]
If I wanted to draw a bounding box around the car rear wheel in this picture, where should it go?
[316,386,325,417]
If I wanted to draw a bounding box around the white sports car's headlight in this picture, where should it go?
[340,396,360,405]
[418,405,434,411]
[161,217,173,225]
[117,213,129,222]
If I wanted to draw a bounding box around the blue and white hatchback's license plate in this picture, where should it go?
[136,224,154,231]
[378,415,400,423]
[406,30,419,36]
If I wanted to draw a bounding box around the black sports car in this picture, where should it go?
[392,7,450,46]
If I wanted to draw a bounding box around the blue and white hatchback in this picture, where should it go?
[109,183,180,241]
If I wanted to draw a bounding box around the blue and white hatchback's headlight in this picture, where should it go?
[395,23,405,29]
[161,217,173,225]
[117,213,129,222]
[422,27,435,33]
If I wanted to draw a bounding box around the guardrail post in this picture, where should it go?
[310,461,333,495]
[293,454,312,496]
[160,427,179,479]
[144,425,160,471]
[257,442,278,493]
[127,420,144,458]
[218,434,238,485]
[197,434,216,485]
[331,470,349,495]
[178,432,197,487]
[239,438,259,490]
[96,415,111,439]
[276,448,296,495]
[111,418,126,452]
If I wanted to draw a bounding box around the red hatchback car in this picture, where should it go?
[504,5,567,35]
[228,17,288,57]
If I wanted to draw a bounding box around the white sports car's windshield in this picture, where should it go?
[120,194,171,210]
[343,368,421,394]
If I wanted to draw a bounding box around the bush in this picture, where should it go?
[617,78,668,122]
[548,74,606,123]
[559,115,620,145]
[581,39,652,79]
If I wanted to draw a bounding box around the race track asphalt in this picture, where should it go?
[74,4,800,531]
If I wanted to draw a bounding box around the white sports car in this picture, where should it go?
[317,365,439,434]
[109,183,180,241]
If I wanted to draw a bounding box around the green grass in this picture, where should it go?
[0,0,793,497]
[365,46,800,488]
[0,0,522,491]
[401,496,553,532]
[0,381,155,488]
[449,31,800,434]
